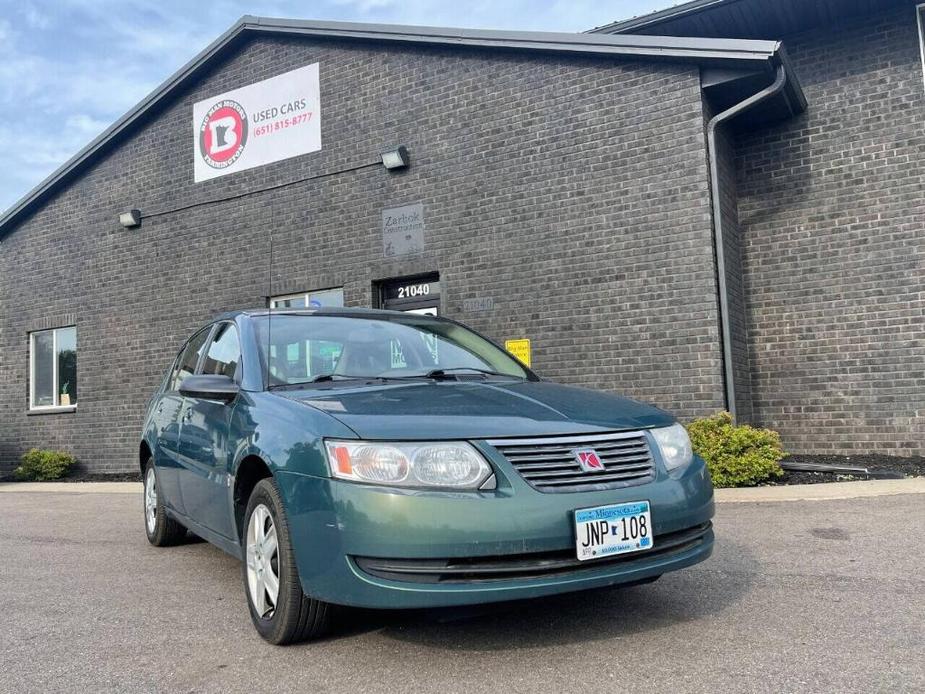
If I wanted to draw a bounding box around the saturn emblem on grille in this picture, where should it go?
[574,448,605,472]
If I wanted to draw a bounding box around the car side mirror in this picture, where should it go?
[179,374,240,402]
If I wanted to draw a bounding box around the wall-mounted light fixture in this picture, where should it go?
[119,209,141,228]
[381,146,409,171]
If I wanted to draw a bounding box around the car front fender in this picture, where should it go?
[229,390,358,479]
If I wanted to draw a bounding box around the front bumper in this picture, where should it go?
[276,453,714,609]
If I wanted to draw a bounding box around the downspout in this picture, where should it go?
[706,63,787,421]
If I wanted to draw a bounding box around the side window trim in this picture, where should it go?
[225,321,243,383]
[167,325,213,393]
[166,335,193,393]
[163,350,184,393]
[194,324,219,377]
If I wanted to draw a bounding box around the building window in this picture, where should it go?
[30,326,77,410]
[270,287,344,309]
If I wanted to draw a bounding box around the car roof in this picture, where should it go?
[214,306,438,321]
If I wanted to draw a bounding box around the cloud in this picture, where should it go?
[65,114,111,137]
[22,4,51,30]
[331,0,397,12]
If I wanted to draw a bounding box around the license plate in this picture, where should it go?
[575,501,653,561]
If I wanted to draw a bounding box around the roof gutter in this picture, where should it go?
[245,17,784,64]
[707,62,787,420]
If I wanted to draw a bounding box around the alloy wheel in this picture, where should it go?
[246,504,280,619]
[144,467,157,534]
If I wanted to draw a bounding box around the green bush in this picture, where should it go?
[686,412,785,487]
[14,449,76,481]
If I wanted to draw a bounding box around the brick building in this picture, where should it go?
[0,1,920,475]
[595,0,925,457]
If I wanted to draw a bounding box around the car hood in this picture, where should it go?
[275,380,674,439]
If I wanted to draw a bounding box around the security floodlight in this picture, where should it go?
[119,209,141,228]
[381,146,409,170]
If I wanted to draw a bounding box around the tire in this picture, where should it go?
[242,477,331,645]
[143,458,187,546]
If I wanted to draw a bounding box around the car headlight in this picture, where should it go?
[325,440,494,490]
[651,423,693,472]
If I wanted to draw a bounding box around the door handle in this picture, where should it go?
[182,409,192,422]
[156,403,163,414]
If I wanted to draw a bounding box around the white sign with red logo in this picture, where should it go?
[193,63,321,182]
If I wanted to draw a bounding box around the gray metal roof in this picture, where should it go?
[0,16,802,237]
[591,0,906,39]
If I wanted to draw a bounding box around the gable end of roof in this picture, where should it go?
[0,16,799,238]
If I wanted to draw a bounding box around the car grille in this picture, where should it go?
[354,522,712,584]
[486,431,656,493]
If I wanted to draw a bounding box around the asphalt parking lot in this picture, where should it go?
[1,490,923,694]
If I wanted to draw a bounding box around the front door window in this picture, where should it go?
[170,327,211,391]
[202,323,240,379]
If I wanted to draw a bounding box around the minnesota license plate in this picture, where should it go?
[575,501,653,561]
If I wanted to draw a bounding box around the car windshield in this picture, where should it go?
[254,314,532,387]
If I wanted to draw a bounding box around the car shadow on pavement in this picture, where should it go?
[323,539,756,651]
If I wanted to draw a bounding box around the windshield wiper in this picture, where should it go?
[308,373,397,383]
[424,367,519,380]
[268,374,383,389]
[269,368,521,388]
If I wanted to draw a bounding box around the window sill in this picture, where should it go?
[27,406,77,416]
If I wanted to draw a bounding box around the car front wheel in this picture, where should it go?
[143,458,186,546]
[243,478,331,644]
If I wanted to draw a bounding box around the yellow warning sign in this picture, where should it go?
[505,338,532,367]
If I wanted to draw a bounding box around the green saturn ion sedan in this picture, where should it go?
[141,308,714,644]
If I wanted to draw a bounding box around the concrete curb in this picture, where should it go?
[1,478,923,500]
[714,477,925,503]
[0,481,141,494]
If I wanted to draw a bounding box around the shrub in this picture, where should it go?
[14,449,76,481]
[686,412,785,487]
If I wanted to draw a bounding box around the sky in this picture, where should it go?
[0,0,671,214]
